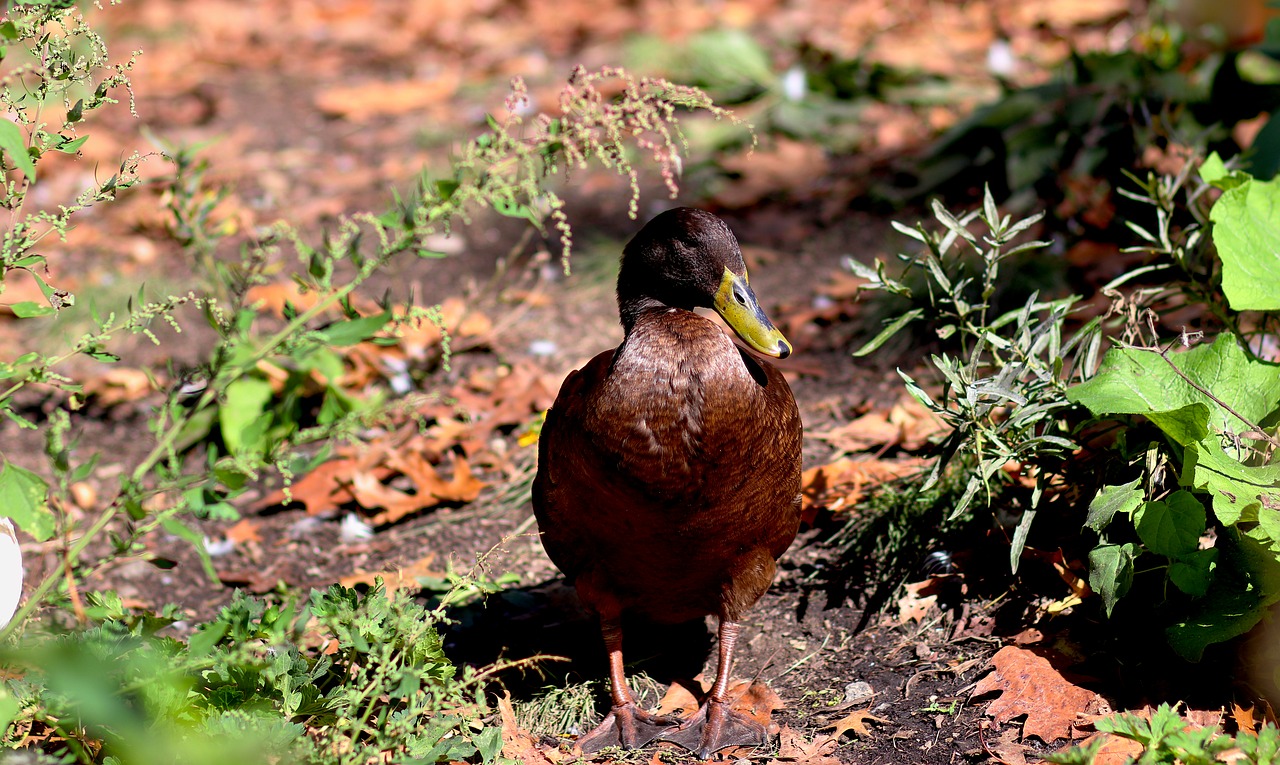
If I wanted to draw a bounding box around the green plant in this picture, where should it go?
[1,581,519,765]
[851,186,1102,571]
[1066,155,1280,659]
[1046,703,1280,764]
[857,145,1280,657]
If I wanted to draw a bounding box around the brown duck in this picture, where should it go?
[533,208,803,758]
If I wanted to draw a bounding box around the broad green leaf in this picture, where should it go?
[1167,532,1280,661]
[0,460,54,541]
[0,120,34,182]
[219,377,274,455]
[474,726,503,764]
[1181,438,1280,526]
[1169,548,1217,597]
[316,311,390,347]
[1198,152,1229,184]
[1088,542,1138,617]
[1067,334,1280,444]
[8,301,56,318]
[1084,477,1143,533]
[1210,170,1280,310]
[1134,490,1205,559]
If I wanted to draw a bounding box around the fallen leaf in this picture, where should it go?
[1233,703,1258,735]
[897,579,940,624]
[823,708,887,739]
[800,456,928,522]
[245,282,324,319]
[498,691,563,763]
[315,73,461,120]
[768,726,840,765]
[224,518,262,545]
[714,139,829,208]
[972,646,1103,743]
[82,368,157,407]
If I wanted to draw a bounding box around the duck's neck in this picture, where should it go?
[619,295,684,335]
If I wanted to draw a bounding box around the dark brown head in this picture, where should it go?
[617,207,792,358]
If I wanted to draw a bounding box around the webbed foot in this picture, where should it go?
[659,697,767,759]
[576,701,683,753]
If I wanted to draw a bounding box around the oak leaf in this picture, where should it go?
[823,708,887,739]
[973,646,1102,742]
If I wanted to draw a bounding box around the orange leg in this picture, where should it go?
[576,616,683,753]
[660,619,767,759]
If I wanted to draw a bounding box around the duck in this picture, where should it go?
[532,207,803,759]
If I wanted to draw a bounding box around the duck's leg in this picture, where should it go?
[576,616,683,753]
[659,619,767,759]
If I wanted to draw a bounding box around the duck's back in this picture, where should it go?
[533,309,802,624]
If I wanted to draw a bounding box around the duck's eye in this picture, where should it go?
[733,288,747,306]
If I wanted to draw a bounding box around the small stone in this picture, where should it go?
[843,680,874,706]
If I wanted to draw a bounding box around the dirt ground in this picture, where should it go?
[10,0,1271,763]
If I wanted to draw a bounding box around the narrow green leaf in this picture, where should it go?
[317,311,390,347]
[852,308,924,357]
[161,517,219,582]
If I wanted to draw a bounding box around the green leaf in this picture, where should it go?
[1181,438,1280,526]
[1134,490,1205,559]
[160,517,219,582]
[1067,334,1280,445]
[1198,152,1229,184]
[1084,477,1143,533]
[1169,548,1218,597]
[54,134,89,154]
[0,460,54,541]
[219,377,275,455]
[1210,170,1280,310]
[1088,542,1138,617]
[852,308,924,357]
[316,311,390,347]
[1167,532,1280,660]
[8,301,56,318]
[474,726,503,764]
[0,119,35,182]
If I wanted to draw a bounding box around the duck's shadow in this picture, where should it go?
[440,576,712,704]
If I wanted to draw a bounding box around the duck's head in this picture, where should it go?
[617,208,792,359]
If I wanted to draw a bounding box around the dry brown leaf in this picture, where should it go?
[823,708,887,739]
[973,646,1103,743]
[714,139,828,208]
[498,691,563,763]
[245,282,324,319]
[224,518,262,545]
[897,579,940,624]
[653,678,702,716]
[800,457,928,520]
[811,411,901,453]
[652,675,782,731]
[365,453,485,525]
[82,368,156,407]
[768,726,840,765]
[340,554,444,595]
[315,73,461,120]
[253,457,394,516]
[1233,703,1259,735]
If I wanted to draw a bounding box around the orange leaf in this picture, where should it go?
[82,368,156,407]
[315,73,461,120]
[973,646,1102,742]
[497,691,563,763]
[224,518,262,545]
